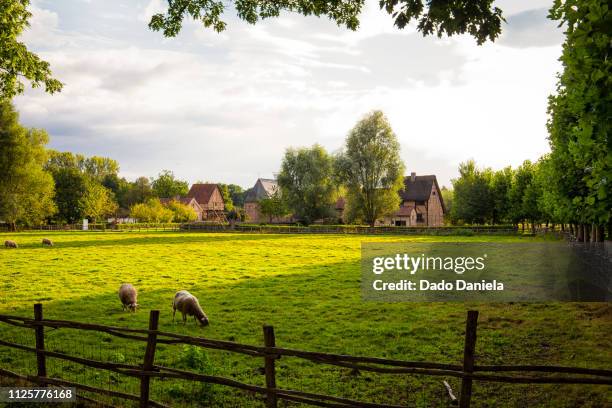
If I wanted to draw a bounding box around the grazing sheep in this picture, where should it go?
[118,284,139,312]
[4,240,17,248]
[173,290,209,326]
[42,238,53,247]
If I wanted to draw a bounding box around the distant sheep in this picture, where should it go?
[4,240,17,248]
[173,290,209,326]
[42,238,53,247]
[118,284,139,312]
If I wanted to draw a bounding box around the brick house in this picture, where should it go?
[186,184,225,221]
[377,173,445,226]
[160,197,204,221]
[244,178,291,223]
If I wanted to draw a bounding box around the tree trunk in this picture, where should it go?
[531,221,536,234]
[577,224,584,242]
[584,224,591,243]
[521,222,525,233]
[598,225,605,242]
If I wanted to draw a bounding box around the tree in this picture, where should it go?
[335,111,404,226]
[166,200,198,222]
[258,191,289,224]
[546,0,611,241]
[149,0,504,45]
[49,167,88,223]
[101,174,131,209]
[125,176,154,206]
[450,160,493,225]
[81,156,119,181]
[0,102,56,229]
[130,198,174,223]
[508,160,535,230]
[440,186,453,222]
[0,0,63,100]
[490,166,514,224]
[218,184,234,212]
[277,144,336,225]
[151,170,189,198]
[81,179,118,222]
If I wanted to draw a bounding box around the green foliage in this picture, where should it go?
[450,160,493,224]
[0,0,63,100]
[125,177,154,207]
[0,102,56,229]
[490,166,513,224]
[546,0,611,228]
[148,0,503,44]
[217,184,234,212]
[166,200,198,222]
[45,150,119,223]
[151,170,189,199]
[335,111,404,226]
[80,178,118,222]
[379,0,504,45]
[130,198,174,223]
[440,186,453,221]
[258,191,288,223]
[278,144,336,225]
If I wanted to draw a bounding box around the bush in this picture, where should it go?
[167,346,216,403]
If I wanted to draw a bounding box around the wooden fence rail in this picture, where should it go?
[0,306,610,408]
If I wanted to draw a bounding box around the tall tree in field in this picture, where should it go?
[277,144,336,225]
[126,177,154,206]
[0,0,63,100]
[335,111,405,226]
[150,1,503,45]
[547,0,610,241]
[490,166,514,224]
[81,179,118,222]
[0,102,56,229]
[450,160,493,225]
[151,170,189,198]
[508,160,535,231]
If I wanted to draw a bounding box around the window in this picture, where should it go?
[432,191,436,196]
[416,214,424,222]
[395,220,406,227]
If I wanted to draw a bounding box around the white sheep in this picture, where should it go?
[4,240,17,248]
[118,284,139,312]
[42,238,53,247]
[172,290,209,326]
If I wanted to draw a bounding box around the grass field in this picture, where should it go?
[0,231,610,407]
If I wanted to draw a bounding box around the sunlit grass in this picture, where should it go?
[0,231,609,407]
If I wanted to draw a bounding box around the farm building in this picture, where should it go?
[378,173,445,227]
[186,184,225,221]
[244,178,292,223]
[336,173,445,226]
[160,196,204,221]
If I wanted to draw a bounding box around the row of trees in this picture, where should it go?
[274,111,405,226]
[0,101,248,228]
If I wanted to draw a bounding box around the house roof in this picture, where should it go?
[245,178,279,202]
[187,184,221,205]
[399,174,445,211]
[395,206,415,217]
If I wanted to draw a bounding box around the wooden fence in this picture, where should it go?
[0,306,610,407]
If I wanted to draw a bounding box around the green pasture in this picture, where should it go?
[0,231,609,407]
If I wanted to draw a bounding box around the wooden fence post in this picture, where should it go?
[263,325,278,408]
[34,303,47,382]
[140,310,159,408]
[460,310,479,408]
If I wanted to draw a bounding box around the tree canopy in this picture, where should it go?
[335,110,404,226]
[149,0,504,44]
[0,101,56,229]
[0,0,63,100]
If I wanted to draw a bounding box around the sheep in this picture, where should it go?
[42,238,53,247]
[118,284,139,312]
[172,290,209,326]
[4,240,17,248]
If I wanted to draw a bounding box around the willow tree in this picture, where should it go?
[335,111,404,226]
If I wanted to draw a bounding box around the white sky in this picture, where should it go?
[16,0,564,188]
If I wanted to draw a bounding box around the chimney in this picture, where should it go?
[410,172,416,182]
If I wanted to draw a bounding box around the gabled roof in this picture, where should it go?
[160,197,203,211]
[400,174,445,212]
[187,184,222,205]
[245,178,279,202]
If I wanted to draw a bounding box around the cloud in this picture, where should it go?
[15,0,563,188]
[498,8,564,48]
